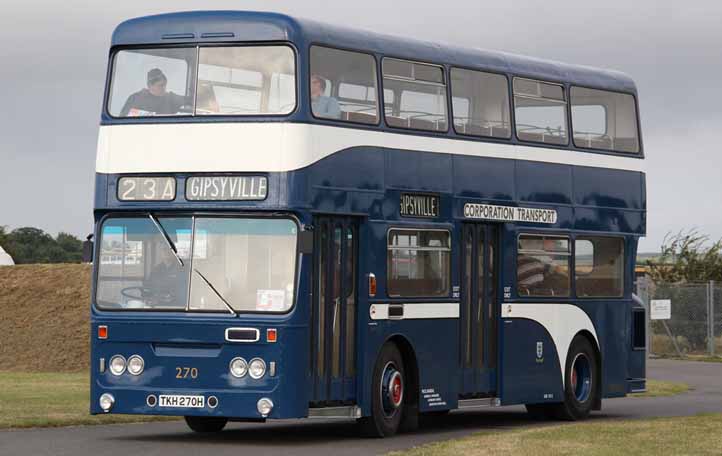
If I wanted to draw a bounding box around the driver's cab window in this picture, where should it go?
[382,58,448,132]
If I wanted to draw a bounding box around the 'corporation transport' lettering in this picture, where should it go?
[463,203,557,224]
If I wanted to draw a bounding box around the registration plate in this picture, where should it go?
[158,394,205,408]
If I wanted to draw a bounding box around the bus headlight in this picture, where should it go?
[99,393,115,412]
[249,358,266,379]
[229,357,248,378]
[109,355,126,376]
[257,398,273,417]
[127,355,144,376]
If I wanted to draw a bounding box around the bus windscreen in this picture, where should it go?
[96,216,298,313]
[107,46,296,118]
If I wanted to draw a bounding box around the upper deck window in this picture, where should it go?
[108,48,196,117]
[382,59,448,132]
[310,46,379,125]
[450,68,511,139]
[513,78,568,145]
[571,87,640,153]
[107,45,296,118]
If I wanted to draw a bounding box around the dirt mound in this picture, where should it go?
[0,264,91,372]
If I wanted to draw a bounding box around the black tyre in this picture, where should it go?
[184,416,228,433]
[358,343,406,437]
[554,335,598,421]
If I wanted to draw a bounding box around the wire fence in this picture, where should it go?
[637,278,721,358]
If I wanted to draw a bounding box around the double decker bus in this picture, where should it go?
[89,11,647,437]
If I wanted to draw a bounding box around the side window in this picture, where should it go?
[513,78,568,145]
[310,46,379,124]
[571,86,640,153]
[517,234,570,297]
[575,237,624,297]
[450,68,511,139]
[382,59,448,132]
[387,229,451,297]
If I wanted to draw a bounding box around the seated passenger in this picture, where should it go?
[120,68,190,116]
[196,83,220,114]
[310,74,341,119]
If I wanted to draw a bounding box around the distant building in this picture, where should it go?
[0,245,14,266]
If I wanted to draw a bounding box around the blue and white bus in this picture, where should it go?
[89,11,647,437]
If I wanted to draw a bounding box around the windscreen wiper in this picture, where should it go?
[193,269,236,315]
[148,214,184,267]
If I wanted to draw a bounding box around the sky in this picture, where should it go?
[1,0,720,252]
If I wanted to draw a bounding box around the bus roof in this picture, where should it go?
[111,10,638,94]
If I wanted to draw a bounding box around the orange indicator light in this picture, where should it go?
[98,325,108,339]
[267,328,278,343]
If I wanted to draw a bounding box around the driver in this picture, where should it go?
[120,68,190,116]
[142,247,187,308]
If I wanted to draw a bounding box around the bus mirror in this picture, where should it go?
[299,230,314,254]
[82,234,94,263]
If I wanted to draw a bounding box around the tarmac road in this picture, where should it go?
[1,359,720,456]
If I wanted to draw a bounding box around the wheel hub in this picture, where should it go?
[381,362,404,417]
[571,353,592,403]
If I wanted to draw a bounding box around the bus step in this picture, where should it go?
[308,405,362,419]
[457,397,501,409]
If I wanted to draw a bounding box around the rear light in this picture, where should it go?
[368,273,377,297]
[98,326,108,339]
[267,328,277,343]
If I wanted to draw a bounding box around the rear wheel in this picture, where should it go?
[554,335,598,420]
[358,343,406,437]
[184,416,228,433]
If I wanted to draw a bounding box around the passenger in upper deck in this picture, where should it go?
[120,68,191,117]
[310,74,341,119]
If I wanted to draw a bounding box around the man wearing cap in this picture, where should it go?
[120,68,190,117]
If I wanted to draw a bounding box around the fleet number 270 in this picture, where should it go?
[176,367,199,379]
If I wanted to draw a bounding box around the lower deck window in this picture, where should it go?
[387,229,450,297]
[517,234,570,297]
[575,237,624,297]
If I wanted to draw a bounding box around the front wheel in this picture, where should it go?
[358,343,406,437]
[184,416,228,433]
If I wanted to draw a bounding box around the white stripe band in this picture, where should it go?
[370,303,459,320]
[96,123,646,174]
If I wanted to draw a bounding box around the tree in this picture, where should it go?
[647,230,722,284]
[1,227,84,264]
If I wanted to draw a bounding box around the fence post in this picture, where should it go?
[711,281,716,357]
[708,281,714,357]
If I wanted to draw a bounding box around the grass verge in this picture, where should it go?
[0,372,177,429]
[390,414,722,456]
[635,379,689,397]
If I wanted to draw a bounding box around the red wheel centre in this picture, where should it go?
[391,375,402,406]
